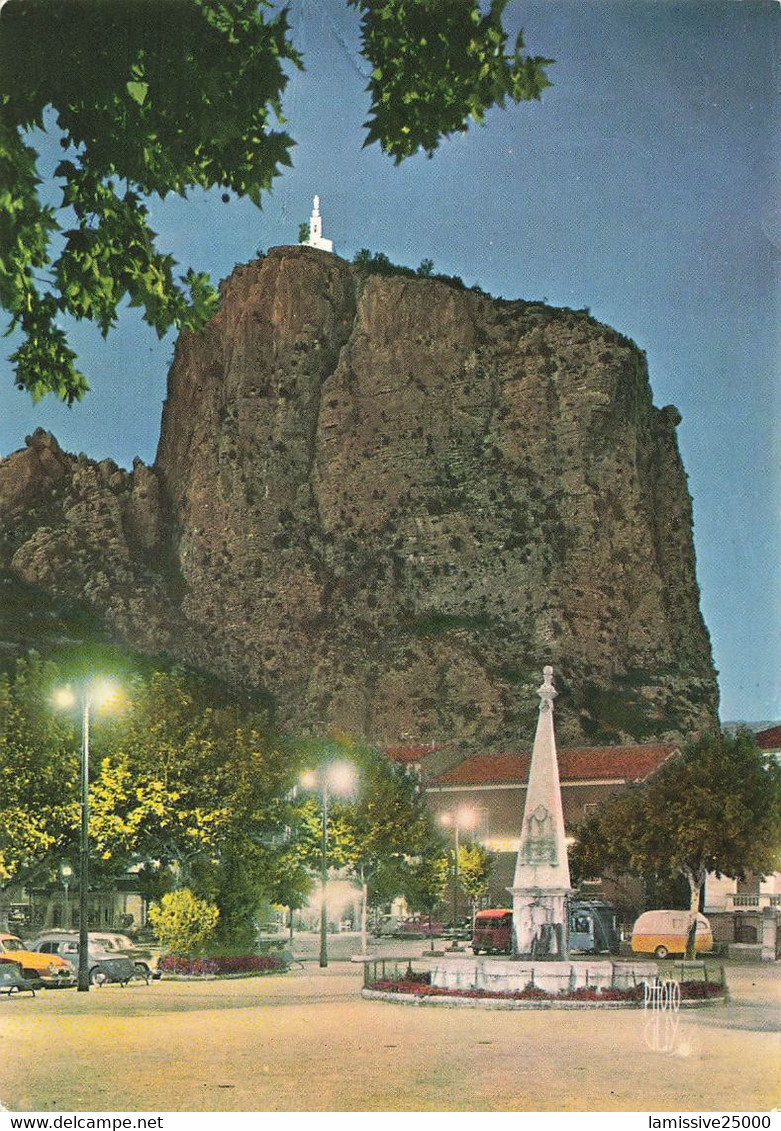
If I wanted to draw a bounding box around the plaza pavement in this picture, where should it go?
[0,937,778,1113]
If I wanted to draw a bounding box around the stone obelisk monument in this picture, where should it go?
[509,665,572,958]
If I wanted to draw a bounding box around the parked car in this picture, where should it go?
[395,915,444,939]
[630,910,714,959]
[87,932,161,980]
[26,931,138,985]
[0,932,76,988]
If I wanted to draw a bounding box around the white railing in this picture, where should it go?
[727,893,781,910]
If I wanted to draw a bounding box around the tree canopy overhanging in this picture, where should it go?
[0,0,552,403]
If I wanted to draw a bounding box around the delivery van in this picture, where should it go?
[472,909,512,955]
[630,909,713,959]
[568,900,620,954]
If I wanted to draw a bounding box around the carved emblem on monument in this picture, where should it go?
[521,803,558,864]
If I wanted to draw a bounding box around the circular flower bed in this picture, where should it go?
[366,973,725,1006]
[159,953,285,977]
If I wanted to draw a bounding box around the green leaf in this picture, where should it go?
[126,80,149,106]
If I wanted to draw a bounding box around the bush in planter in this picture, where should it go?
[159,956,220,976]
[562,986,644,1002]
[679,980,724,999]
[148,889,219,956]
[159,953,284,976]
[212,954,284,974]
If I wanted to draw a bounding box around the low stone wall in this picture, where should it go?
[428,957,658,995]
[361,988,645,1009]
[361,986,727,1009]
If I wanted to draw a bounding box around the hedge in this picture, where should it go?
[159,953,285,976]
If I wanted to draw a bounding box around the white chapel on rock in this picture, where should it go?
[303,195,333,253]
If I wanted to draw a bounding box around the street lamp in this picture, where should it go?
[300,761,356,968]
[440,807,476,952]
[53,678,122,992]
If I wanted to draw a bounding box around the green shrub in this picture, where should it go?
[148,888,220,955]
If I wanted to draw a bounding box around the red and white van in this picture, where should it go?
[471,909,513,955]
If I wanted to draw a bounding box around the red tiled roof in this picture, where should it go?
[429,744,678,787]
[755,725,781,750]
[385,743,442,764]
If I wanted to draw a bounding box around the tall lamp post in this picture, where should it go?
[54,679,122,992]
[300,762,356,969]
[440,807,475,952]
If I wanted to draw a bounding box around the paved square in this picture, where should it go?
[0,959,777,1112]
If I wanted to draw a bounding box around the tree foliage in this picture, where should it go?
[350,0,551,163]
[191,839,275,952]
[88,672,275,872]
[0,0,551,402]
[0,654,449,947]
[0,0,299,402]
[329,744,434,892]
[0,659,303,948]
[352,246,468,290]
[458,839,494,913]
[87,670,305,944]
[0,654,79,881]
[570,731,781,919]
[290,739,447,950]
[404,843,449,916]
[296,741,440,917]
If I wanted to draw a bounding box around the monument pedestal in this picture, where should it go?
[429,957,658,995]
[510,887,570,959]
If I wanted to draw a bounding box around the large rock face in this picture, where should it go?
[0,246,719,749]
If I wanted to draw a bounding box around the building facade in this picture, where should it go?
[422,744,678,916]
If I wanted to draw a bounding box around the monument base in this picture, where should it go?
[510,886,572,959]
[429,957,658,996]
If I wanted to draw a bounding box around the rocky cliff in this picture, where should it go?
[0,246,719,749]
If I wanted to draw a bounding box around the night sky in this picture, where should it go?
[0,1,777,723]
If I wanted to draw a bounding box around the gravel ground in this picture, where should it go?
[0,947,777,1113]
